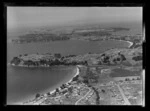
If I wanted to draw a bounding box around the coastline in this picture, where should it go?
[100,39,133,48]
[64,65,80,85]
[42,65,80,94]
[45,65,80,95]
[22,65,80,104]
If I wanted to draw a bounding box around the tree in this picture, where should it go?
[62,84,66,88]
[98,61,102,65]
[62,90,67,94]
[40,59,46,65]
[87,84,92,87]
[72,75,79,81]
[24,54,28,56]
[54,59,60,65]
[132,55,142,61]
[35,93,40,98]
[137,77,140,80]
[47,92,50,96]
[54,53,61,58]
[56,88,59,93]
[116,58,121,61]
[103,56,110,64]
[11,57,21,65]
[101,53,106,57]
[60,84,66,89]
[84,61,88,65]
[125,78,130,81]
[120,54,126,61]
[68,87,73,93]
[83,78,89,84]
[61,57,64,60]
[101,89,105,93]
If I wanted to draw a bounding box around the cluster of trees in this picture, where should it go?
[35,93,41,98]
[23,59,52,66]
[98,52,127,65]
[61,89,68,95]
[54,53,61,58]
[64,61,88,66]
[61,59,88,66]
[82,68,99,85]
[10,54,88,66]
[72,75,79,82]
[64,55,76,58]
[67,87,73,93]
[91,87,100,105]
[22,59,63,66]
[60,84,67,89]
[124,77,140,81]
[132,55,142,61]
[112,53,126,64]
[77,31,112,36]
[55,88,59,93]
[10,57,21,65]
[82,77,89,84]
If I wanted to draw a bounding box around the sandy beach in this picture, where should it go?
[117,39,133,48]
[106,39,133,48]
[47,65,80,94]
[126,41,133,48]
[65,65,80,85]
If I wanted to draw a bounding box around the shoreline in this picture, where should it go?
[64,65,80,85]
[114,39,133,48]
[22,65,80,104]
[99,39,133,48]
[46,65,80,94]
[43,65,80,94]
[126,41,133,48]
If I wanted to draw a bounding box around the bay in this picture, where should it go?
[7,40,129,104]
[7,65,77,104]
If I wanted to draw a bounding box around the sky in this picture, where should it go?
[7,7,142,29]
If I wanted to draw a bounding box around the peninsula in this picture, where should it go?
[21,47,143,105]
[10,42,143,105]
